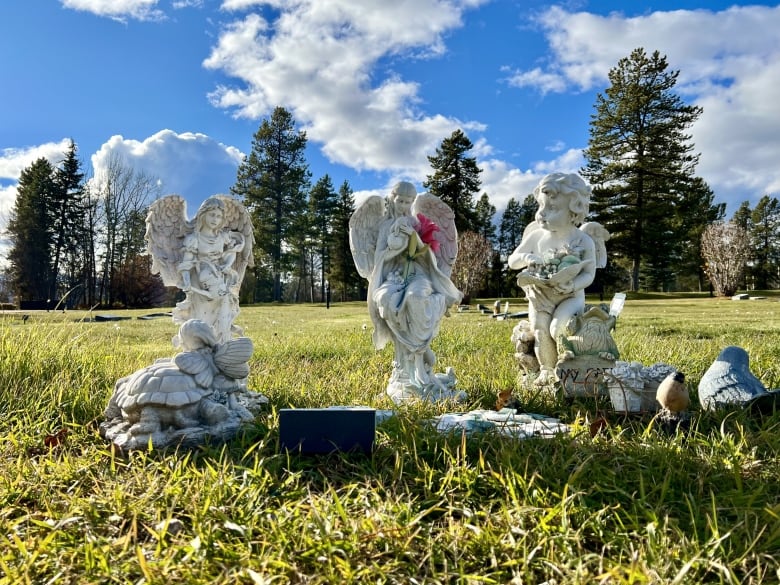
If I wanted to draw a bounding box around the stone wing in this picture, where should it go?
[580,222,610,269]
[349,195,385,279]
[214,337,254,380]
[412,192,458,278]
[145,195,191,287]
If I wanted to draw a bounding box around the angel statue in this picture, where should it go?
[508,173,610,386]
[146,194,254,344]
[350,181,464,403]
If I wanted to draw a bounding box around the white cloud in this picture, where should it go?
[504,4,780,212]
[0,141,73,181]
[61,0,166,22]
[479,148,586,212]
[90,130,244,208]
[0,140,75,227]
[203,0,488,181]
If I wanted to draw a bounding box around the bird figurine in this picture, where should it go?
[656,371,690,414]
[698,346,767,411]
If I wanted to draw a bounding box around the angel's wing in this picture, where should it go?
[580,222,610,268]
[146,195,190,286]
[216,194,255,283]
[412,192,458,277]
[349,195,385,279]
[214,337,254,380]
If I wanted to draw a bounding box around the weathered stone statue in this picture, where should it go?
[508,173,611,387]
[101,195,266,450]
[146,194,254,344]
[349,182,464,403]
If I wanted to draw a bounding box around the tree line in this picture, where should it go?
[4,47,779,308]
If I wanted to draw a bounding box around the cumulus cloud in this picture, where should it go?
[0,140,74,224]
[90,130,244,209]
[479,148,585,212]
[60,0,166,22]
[203,0,488,182]
[504,4,780,211]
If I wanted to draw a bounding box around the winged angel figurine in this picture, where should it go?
[508,173,610,385]
[350,181,464,402]
[101,195,265,451]
[146,194,254,344]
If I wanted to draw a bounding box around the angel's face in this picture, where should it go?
[392,193,415,216]
[202,208,224,231]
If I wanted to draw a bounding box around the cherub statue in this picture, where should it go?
[349,181,464,402]
[146,195,254,344]
[508,173,609,385]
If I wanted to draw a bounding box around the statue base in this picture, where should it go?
[555,355,615,398]
[386,367,467,404]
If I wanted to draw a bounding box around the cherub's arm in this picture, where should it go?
[508,232,544,270]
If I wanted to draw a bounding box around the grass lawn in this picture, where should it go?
[1,295,779,584]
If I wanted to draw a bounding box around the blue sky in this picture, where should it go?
[2,0,780,230]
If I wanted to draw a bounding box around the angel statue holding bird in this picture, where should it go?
[350,181,464,403]
[508,173,610,386]
[145,194,254,344]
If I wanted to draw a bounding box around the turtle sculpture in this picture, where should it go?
[101,319,259,450]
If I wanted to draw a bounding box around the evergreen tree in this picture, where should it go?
[50,140,86,302]
[232,107,310,302]
[474,193,497,244]
[674,177,725,291]
[309,175,339,301]
[582,48,710,291]
[498,196,536,256]
[749,195,780,289]
[7,158,56,302]
[329,180,360,301]
[423,129,482,233]
[732,201,752,231]
[731,201,753,291]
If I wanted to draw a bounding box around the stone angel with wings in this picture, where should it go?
[508,173,609,385]
[146,195,254,344]
[349,181,464,402]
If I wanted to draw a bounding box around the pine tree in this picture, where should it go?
[50,140,86,303]
[474,193,497,245]
[674,177,725,291]
[232,107,310,302]
[7,158,56,302]
[582,48,711,291]
[749,195,780,289]
[423,129,482,233]
[329,180,360,301]
[309,175,339,301]
[498,196,536,256]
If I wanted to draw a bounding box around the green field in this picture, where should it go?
[1,296,779,584]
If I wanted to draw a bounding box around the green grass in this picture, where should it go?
[1,298,779,584]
